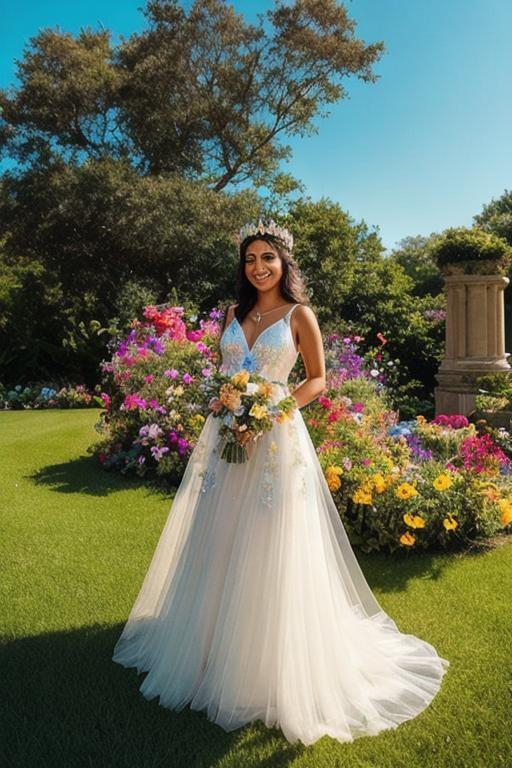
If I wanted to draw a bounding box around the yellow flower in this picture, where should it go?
[443,515,458,531]
[193,414,205,424]
[249,402,268,419]
[231,369,250,388]
[325,465,343,493]
[433,473,454,491]
[275,410,290,424]
[219,383,242,411]
[352,488,373,505]
[173,385,184,397]
[395,482,418,500]
[498,498,512,527]
[479,482,500,502]
[372,472,388,494]
[403,513,426,529]
[327,475,342,492]
[258,381,274,398]
[400,531,416,546]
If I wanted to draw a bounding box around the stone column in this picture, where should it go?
[434,274,510,416]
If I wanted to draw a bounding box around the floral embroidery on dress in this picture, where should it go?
[261,440,279,509]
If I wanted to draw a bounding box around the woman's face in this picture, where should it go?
[243,238,283,294]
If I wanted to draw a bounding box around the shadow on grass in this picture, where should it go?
[28,454,173,500]
[354,533,510,596]
[0,625,305,768]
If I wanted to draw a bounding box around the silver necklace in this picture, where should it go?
[251,303,290,324]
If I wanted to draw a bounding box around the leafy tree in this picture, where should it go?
[473,189,512,246]
[283,199,446,415]
[0,0,384,190]
[388,234,444,297]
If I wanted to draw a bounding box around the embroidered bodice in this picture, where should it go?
[219,304,300,388]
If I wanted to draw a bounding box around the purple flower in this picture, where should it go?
[164,369,179,379]
[182,373,193,384]
[150,445,170,461]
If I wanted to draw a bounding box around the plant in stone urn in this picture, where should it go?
[430,226,512,276]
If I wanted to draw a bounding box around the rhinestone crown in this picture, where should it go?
[237,218,294,252]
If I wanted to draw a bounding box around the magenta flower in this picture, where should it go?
[318,395,333,410]
[122,394,147,411]
[100,392,111,410]
[186,329,205,342]
[182,373,193,384]
[351,402,365,413]
[144,374,155,383]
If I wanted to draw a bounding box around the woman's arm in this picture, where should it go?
[289,305,326,409]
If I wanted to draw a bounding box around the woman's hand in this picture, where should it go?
[290,305,326,409]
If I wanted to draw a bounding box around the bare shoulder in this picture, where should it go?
[225,303,238,324]
[291,303,320,332]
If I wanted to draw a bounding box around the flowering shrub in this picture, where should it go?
[0,383,100,409]
[91,305,223,482]
[91,303,512,553]
[320,411,512,553]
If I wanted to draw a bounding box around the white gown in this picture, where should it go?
[112,303,450,746]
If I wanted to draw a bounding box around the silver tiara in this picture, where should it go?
[237,218,294,251]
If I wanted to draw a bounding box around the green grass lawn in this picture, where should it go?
[1,409,511,768]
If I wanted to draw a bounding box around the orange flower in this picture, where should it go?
[219,383,242,411]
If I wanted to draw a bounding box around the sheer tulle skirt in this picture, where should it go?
[113,406,449,745]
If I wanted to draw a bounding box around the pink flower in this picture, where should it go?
[318,395,333,410]
[186,329,205,342]
[164,369,179,379]
[202,368,212,378]
[100,392,111,410]
[182,373,193,384]
[351,402,365,413]
[144,374,155,383]
[208,397,223,413]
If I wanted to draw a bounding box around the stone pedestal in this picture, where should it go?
[434,274,511,416]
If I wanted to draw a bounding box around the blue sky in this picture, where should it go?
[1,0,511,250]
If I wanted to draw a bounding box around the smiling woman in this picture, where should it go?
[112,218,450,747]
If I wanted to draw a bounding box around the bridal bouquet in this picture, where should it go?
[206,369,297,463]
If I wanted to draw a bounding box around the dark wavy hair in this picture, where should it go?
[229,233,310,327]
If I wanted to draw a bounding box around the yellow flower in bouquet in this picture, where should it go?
[433,473,454,491]
[400,531,416,546]
[258,381,275,398]
[219,383,242,411]
[395,482,418,500]
[249,403,268,420]
[231,370,250,388]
